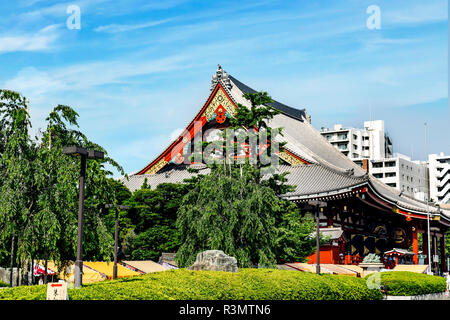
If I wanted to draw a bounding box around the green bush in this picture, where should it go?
[0,269,382,300]
[0,281,9,288]
[365,271,446,296]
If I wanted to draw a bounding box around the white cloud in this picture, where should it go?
[0,24,61,53]
[169,128,184,141]
[3,53,189,94]
[94,18,174,33]
[383,1,448,25]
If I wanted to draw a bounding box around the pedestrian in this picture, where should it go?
[446,273,450,296]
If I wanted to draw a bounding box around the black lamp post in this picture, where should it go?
[308,200,327,275]
[103,204,129,280]
[63,146,104,288]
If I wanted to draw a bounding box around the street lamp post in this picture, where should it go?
[423,123,433,275]
[103,204,129,280]
[63,146,104,288]
[308,200,327,275]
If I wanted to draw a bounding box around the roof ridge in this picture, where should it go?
[227,74,306,121]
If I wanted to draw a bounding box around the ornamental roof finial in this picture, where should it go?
[211,64,232,91]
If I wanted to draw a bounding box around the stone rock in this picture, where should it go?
[187,250,238,272]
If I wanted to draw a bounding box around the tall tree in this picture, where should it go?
[175,91,316,268]
[124,183,188,261]
[1,90,126,280]
[33,104,125,270]
[0,90,37,285]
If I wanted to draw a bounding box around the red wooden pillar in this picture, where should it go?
[345,254,351,265]
[412,227,418,265]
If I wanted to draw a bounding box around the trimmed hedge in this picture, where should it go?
[0,281,8,288]
[365,271,446,296]
[0,268,382,300]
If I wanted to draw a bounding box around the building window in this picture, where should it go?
[385,161,396,167]
[353,144,357,150]
[372,162,383,168]
[373,173,383,178]
[385,172,396,178]
[353,134,357,140]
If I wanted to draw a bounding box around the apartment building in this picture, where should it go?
[368,154,429,201]
[321,120,429,201]
[320,120,393,161]
[428,152,450,204]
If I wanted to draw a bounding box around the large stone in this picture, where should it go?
[187,250,238,272]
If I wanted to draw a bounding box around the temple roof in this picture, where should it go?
[228,75,307,122]
[123,163,367,195]
[121,65,450,223]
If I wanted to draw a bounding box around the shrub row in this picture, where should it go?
[0,268,382,300]
[365,271,446,296]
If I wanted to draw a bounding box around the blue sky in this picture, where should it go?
[0,0,448,176]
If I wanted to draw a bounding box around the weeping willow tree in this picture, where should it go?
[175,91,316,268]
[0,90,125,284]
[0,90,37,286]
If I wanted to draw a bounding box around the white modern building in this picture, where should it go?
[368,153,429,201]
[320,120,393,161]
[321,120,429,201]
[428,152,450,204]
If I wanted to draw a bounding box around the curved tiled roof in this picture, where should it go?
[229,75,307,121]
[274,164,367,198]
[122,163,367,198]
[122,67,450,223]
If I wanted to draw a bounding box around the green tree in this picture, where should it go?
[124,183,188,260]
[0,90,37,285]
[175,91,316,268]
[34,104,125,267]
[0,90,126,280]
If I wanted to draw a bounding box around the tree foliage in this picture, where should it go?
[175,91,316,268]
[0,89,125,278]
[0,90,36,281]
[123,183,188,261]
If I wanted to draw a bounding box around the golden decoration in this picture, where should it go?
[278,150,306,166]
[144,158,168,175]
[201,87,236,120]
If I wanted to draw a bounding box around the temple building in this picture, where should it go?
[122,65,449,274]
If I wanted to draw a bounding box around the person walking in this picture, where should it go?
[446,273,450,297]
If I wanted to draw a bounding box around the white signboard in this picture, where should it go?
[47,281,68,300]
